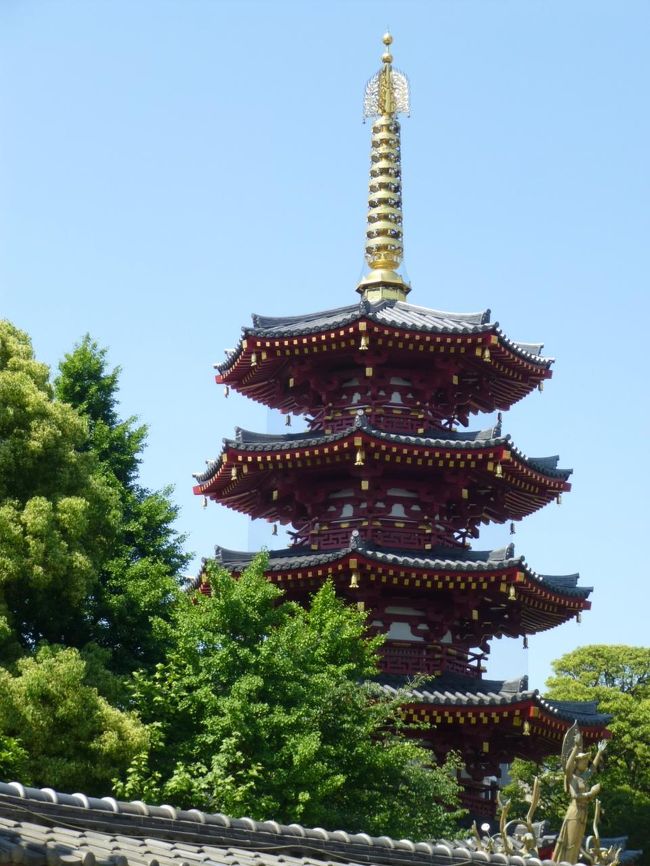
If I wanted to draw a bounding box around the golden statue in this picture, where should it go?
[553,723,608,864]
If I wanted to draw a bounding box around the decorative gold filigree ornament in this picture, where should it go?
[357,33,411,301]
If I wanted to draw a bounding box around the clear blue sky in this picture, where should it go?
[2,0,648,688]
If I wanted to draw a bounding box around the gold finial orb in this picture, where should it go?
[382,51,393,64]
[383,32,393,46]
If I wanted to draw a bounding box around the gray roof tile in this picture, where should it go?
[0,798,588,866]
[372,673,611,725]
[204,540,592,601]
[194,418,571,484]
[217,300,552,370]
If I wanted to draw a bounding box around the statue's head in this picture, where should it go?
[575,752,590,771]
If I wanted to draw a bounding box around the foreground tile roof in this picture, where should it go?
[0,781,626,866]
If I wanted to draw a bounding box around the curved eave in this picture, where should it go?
[189,544,591,634]
[193,423,571,521]
[215,305,553,413]
[218,300,552,371]
[381,683,611,743]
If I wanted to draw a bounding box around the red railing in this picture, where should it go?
[380,642,486,678]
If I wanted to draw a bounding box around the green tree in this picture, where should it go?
[116,554,464,839]
[0,646,148,793]
[54,336,188,678]
[0,321,119,662]
[503,645,650,854]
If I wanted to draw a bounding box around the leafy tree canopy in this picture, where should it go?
[116,555,465,839]
[547,644,650,698]
[54,335,188,678]
[0,321,119,661]
[0,645,148,793]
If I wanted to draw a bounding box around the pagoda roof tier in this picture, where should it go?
[191,539,590,637]
[215,298,553,419]
[193,418,571,527]
[377,673,611,756]
[378,672,611,727]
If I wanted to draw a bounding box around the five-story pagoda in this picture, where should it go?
[193,35,609,819]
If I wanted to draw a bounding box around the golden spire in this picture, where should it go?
[357,32,411,301]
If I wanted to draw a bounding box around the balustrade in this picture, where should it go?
[379,641,485,678]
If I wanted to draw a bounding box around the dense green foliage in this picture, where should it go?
[54,336,188,676]
[116,556,465,838]
[0,321,118,661]
[0,323,182,791]
[503,645,650,853]
[0,646,148,792]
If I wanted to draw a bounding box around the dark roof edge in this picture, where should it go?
[186,542,591,602]
[193,419,572,484]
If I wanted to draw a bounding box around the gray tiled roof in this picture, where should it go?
[0,783,598,866]
[209,541,592,601]
[216,299,552,373]
[250,300,491,334]
[374,674,611,726]
[194,417,571,484]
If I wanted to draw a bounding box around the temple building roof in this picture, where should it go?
[375,672,611,729]
[214,299,554,421]
[205,540,591,602]
[187,539,590,640]
[193,418,571,530]
[196,418,571,482]
[221,421,570,478]
[217,298,552,374]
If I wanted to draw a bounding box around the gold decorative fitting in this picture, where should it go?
[285,414,292,427]
[349,570,361,589]
[508,585,516,601]
[355,447,366,466]
[202,496,208,509]
[250,352,257,367]
[223,385,230,398]
[272,524,278,536]
[357,33,411,301]
[482,347,491,362]
[557,493,562,505]
[495,462,503,478]
[359,333,370,351]
[230,466,238,480]
[523,720,531,736]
